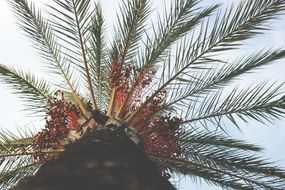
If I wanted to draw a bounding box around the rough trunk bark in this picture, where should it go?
[12,129,176,190]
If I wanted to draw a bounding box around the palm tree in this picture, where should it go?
[1,0,285,189]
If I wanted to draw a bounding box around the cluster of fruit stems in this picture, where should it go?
[106,64,157,122]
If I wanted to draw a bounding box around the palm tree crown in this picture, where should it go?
[1,0,285,189]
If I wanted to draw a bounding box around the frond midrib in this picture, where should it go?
[126,0,285,123]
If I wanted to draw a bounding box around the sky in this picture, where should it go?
[0,0,285,189]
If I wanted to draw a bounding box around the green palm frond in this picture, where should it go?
[88,3,109,110]
[182,82,285,129]
[148,130,285,189]
[182,0,285,65]
[164,49,285,111]
[0,128,35,156]
[0,156,39,190]
[207,0,285,52]
[140,0,219,68]
[191,49,285,92]
[113,0,150,66]
[185,0,285,65]
[9,0,88,114]
[0,128,37,189]
[0,128,64,189]
[49,0,97,109]
[0,64,51,113]
[149,153,285,189]
[179,129,261,151]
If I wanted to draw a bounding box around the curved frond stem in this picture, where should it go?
[107,88,117,115]
[70,0,97,110]
[59,69,88,114]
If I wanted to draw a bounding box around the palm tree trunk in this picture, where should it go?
[12,129,176,190]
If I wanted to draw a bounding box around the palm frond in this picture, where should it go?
[164,49,285,111]
[179,129,261,152]
[0,127,64,189]
[0,129,64,157]
[149,152,285,190]
[207,0,285,52]
[148,130,285,190]
[0,157,39,190]
[140,0,218,68]
[182,82,285,129]
[49,0,97,109]
[183,0,285,66]
[0,128,37,189]
[0,127,35,156]
[88,3,109,111]
[0,64,51,113]
[9,0,88,114]
[113,0,151,66]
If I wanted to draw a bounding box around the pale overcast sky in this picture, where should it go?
[0,0,285,189]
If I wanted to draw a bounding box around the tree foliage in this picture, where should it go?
[1,0,285,189]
